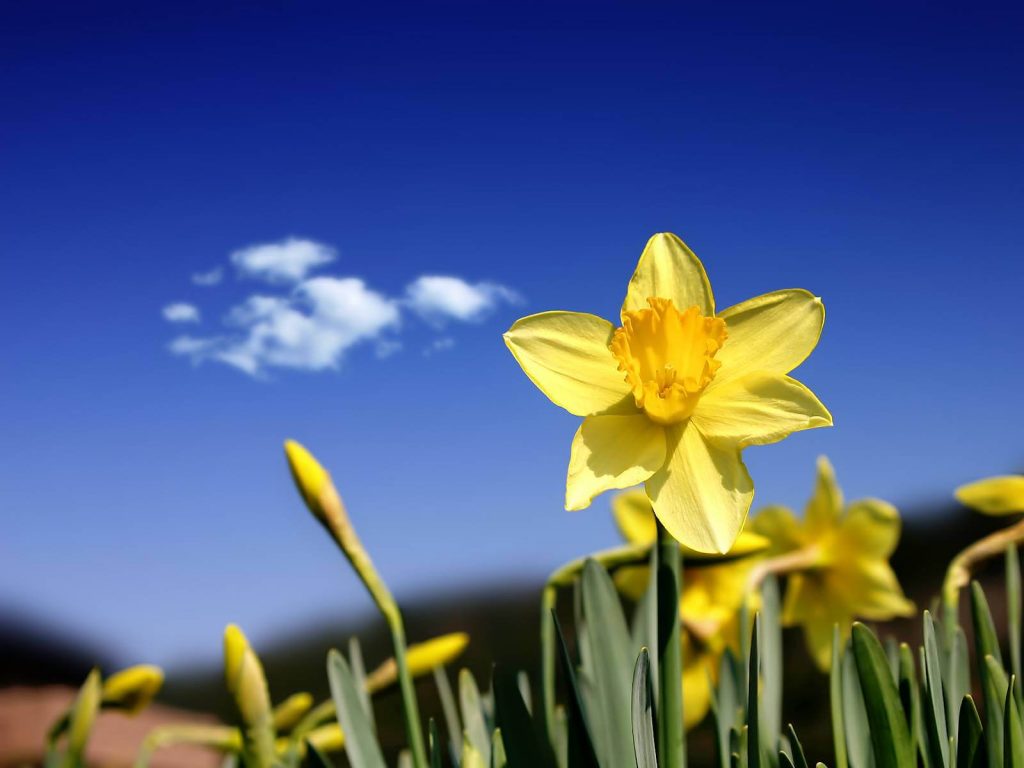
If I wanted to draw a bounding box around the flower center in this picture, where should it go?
[609,298,728,425]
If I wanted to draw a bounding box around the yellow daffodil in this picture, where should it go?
[955,474,1024,515]
[609,489,765,727]
[505,233,831,553]
[944,473,1024,608]
[223,624,276,764]
[365,632,470,693]
[101,664,164,714]
[749,457,914,670]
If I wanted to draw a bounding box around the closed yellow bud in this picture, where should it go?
[956,475,1024,516]
[67,668,102,761]
[272,691,313,731]
[102,664,164,714]
[307,723,345,752]
[365,632,469,693]
[284,440,333,523]
[223,624,272,728]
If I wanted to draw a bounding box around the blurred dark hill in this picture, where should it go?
[3,497,1018,765]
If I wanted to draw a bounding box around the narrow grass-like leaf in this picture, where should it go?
[429,719,443,768]
[492,728,508,768]
[656,526,683,768]
[841,640,873,768]
[958,696,985,768]
[433,667,462,764]
[897,643,926,768]
[925,612,951,768]
[951,627,971,740]
[1005,677,1024,768]
[493,665,555,768]
[460,669,491,766]
[984,654,1010,768]
[786,724,809,768]
[632,648,658,768]
[326,649,386,768]
[830,627,849,768]
[1009,545,1022,709]
[581,558,636,768]
[552,612,600,768]
[761,577,783,763]
[348,637,375,733]
[711,652,740,768]
[851,623,914,768]
[747,616,764,768]
[780,754,796,768]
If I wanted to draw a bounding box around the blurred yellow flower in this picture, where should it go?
[505,233,831,553]
[750,457,914,670]
[609,490,764,728]
[101,664,164,714]
[365,632,469,693]
[955,475,1024,515]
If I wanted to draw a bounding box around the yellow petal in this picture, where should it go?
[748,505,804,556]
[802,612,843,672]
[504,311,633,417]
[692,372,832,448]
[830,562,915,621]
[646,424,753,554]
[611,489,658,545]
[805,456,843,535]
[566,415,666,511]
[101,664,164,715]
[711,290,824,389]
[621,233,714,318]
[840,498,901,558]
[955,475,1024,515]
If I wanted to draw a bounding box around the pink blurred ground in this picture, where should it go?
[0,686,221,768]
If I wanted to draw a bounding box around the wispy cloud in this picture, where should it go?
[231,237,336,283]
[162,302,201,323]
[406,276,521,323]
[167,237,520,377]
[191,267,224,286]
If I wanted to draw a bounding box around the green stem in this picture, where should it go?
[314,479,428,768]
[541,582,558,743]
[657,520,684,768]
[384,603,429,768]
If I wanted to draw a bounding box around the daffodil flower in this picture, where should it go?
[505,233,831,553]
[944,473,1024,608]
[610,489,765,727]
[101,664,164,715]
[749,457,914,670]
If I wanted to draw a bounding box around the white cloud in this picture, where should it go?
[230,237,336,283]
[423,337,455,356]
[171,278,400,376]
[162,303,201,323]
[405,276,520,323]
[191,267,224,286]
[167,237,523,377]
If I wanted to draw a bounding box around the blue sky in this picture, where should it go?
[2,1,1023,666]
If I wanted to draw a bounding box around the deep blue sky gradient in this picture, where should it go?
[2,1,1023,665]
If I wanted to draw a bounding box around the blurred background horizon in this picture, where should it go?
[3,0,1024,678]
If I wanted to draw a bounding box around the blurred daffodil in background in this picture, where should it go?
[749,456,914,669]
[944,472,1024,612]
[505,233,831,553]
[610,490,767,727]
